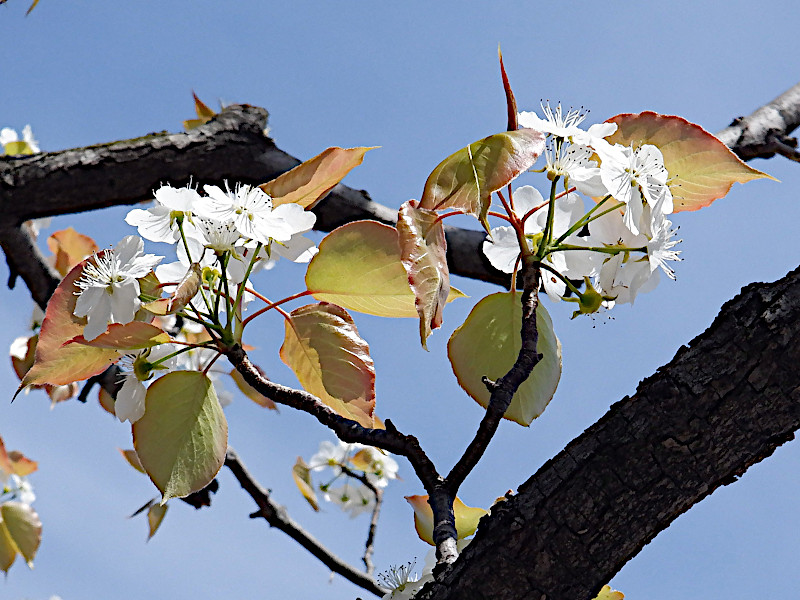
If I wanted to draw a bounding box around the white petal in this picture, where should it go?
[482,227,521,274]
[116,376,147,423]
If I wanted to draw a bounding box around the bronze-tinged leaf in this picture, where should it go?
[280,303,375,427]
[47,228,98,277]
[397,200,450,349]
[1,502,42,566]
[17,255,119,392]
[183,92,216,130]
[261,146,376,209]
[147,502,168,540]
[291,457,319,511]
[419,129,546,230]
[498,47,518,131]
[66,322,171,350]
[605,111,776,212]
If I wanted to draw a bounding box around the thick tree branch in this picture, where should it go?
[420,266,800,600]
[224,447,386,597]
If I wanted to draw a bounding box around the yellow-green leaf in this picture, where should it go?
[261,146,376,209]
[404,495,487,546]
[147,502,168,540]
[17,255,119,391]
[3,141,34,156]
[593,585,625,600]
[306,221,465,318]
[280,303,375,428]
[397,200,450,349]
[419,129,546,230]
[119,448,146,474]
[291,457,319,511]
[66,322,171,350]
[448,292,561,426]
[133,371,228,503]
[605,112,776,212]
[1,501,42,567]
[229,368,278,410]
[0,518,17,573]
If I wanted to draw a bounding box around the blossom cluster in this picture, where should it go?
[71,182,319,423]
[307,440,399,518]
[483,104,681,312]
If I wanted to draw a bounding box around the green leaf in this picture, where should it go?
[291,457,319,511]
[1,501,42,567]
[605,111,776,212]
[261,146,376,209]
[17,254,120,392]
[448,292,562,426]
[66,322,171,350]
[280,303,375,427]
[133,371,228,503]
[147,502,168,540]
[397,200,450,349]
[306,221,465,318]
[419,129,546,230]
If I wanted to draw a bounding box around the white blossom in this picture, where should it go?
[73,236,162,341]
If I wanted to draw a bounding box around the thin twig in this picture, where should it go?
[339,464,383,575]
[224,447,387,597]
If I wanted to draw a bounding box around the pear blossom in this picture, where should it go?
[518,102,588,140]
[5,474,36,505]
[115,344,178,423]
[323,482,376,518]
[73,236,163,341]
[0,124,40,154]
[195,183,316,245]
[599,144,673,236]
[379,562,429,600]
[308,440,350,475]
[125,184,204,244]
[483,186,591,300]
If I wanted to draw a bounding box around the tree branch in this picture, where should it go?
[716,82,800,161]
[224,447,386,597]
[419,265,800,600]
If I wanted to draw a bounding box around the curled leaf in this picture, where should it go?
[66,322,171,350]
[397,200,450,349]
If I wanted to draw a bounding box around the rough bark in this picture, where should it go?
[420,267,800,600]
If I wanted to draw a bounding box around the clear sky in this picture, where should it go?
[2,1,800,599]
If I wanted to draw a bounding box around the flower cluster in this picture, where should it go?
[484,103,681,313]
[308,440,399,518]
[70,182,319,422]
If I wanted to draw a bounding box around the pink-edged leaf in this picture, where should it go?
[419,129,546,230]
[261,146,376,209]
[405,495,488,546]
[448,292,562,426]
[47,228,98,277]
[66,322,171,350]
[10,335,37,382]
[292,457,319,511]
[606,111,776,212]
[306,221,465,318]
[280,303,375,428]
[17,255,119,392]
[397,200,450,350]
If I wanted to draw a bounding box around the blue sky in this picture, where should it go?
[2,1,800,599]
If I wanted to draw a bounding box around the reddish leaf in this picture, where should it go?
[397,200,450,349]
[280,303,375,427]
[17,255,119,391]
[183,92,216,130]
[498,47,518,131]
[605,112,775,211]
[261,146,376,209]
[419,129,546,230]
